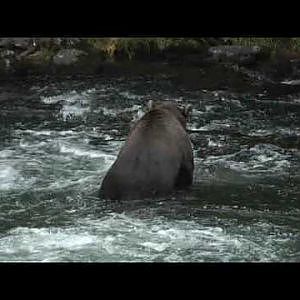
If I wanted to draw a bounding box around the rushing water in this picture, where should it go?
[0,73,300,262]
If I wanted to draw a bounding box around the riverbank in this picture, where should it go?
[2,38,300,95]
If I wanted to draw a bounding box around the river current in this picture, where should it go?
[0,74,299,262]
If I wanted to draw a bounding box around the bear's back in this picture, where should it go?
[100,102,193,200]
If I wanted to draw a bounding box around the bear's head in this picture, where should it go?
[147,100,192,129]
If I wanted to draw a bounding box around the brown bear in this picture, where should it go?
[100,100,194,200]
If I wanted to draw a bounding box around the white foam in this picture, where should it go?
[141,242,169,252]
[208,138,223,148]
[61,105,89,120]
[40,94,66,104]
[100,105,142,117]
[204,144,291,175]
[194,121,233,132]
[205,105,219,112]
[59,143,116,161]
[0,150,14,158]
[40,90,92,120]
[0,214,294,262]
[248,129,274,137]
[20,140,48,149]
[83,88,96,94]
[18,130,52,136]
[119,91,142,100]
[277,128,300,136]
[0,227,98,261]
[0,162,37,191]
[0,165,19,190]
[281,79,300,85]
[256,154,274,163]
[14,129,78,137]
[58,130,78,136]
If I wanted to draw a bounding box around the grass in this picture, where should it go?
[86,38,210,60]
[10,37,300,68]
[85,38,300,61]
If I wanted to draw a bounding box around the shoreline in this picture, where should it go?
[1,38,300,96]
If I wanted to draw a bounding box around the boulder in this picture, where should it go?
[37,38,81,49]
[0,49,15,72]
[0,49,15,58]
[62,38,81,47]
[208,45,262,65]
[12,38,32,49]
[0,38,33,49]
[24,50,53,65]
[0,58,11,71]
[0,38,13,48]
[53,49,87,66]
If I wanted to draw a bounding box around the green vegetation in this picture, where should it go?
[84,38,300,61]
[3,37,300,76]
[86,38,210,60]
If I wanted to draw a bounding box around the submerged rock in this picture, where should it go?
[0,38,32,49]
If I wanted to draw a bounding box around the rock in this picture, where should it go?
[208,45,262,65]
[63,38,81,47]
[0,58,11,71]
[0,38,34,50]
[0,50,15,58]
[37,38,62,47]
[11,49,54,76]
[0,49,15,72]
[25,50,53,65]
[13,38,32,49]
[52,38,63,46]
[38,38,80,49]
[206,38,230,46]
[53,49,87,66]
[16,45,37,61]
[0,38,13,48]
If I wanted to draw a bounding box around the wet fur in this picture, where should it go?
[100,101,194,200]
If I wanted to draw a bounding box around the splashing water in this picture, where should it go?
[0,75,300,262]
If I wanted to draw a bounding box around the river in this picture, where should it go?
[0,73,300,262]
